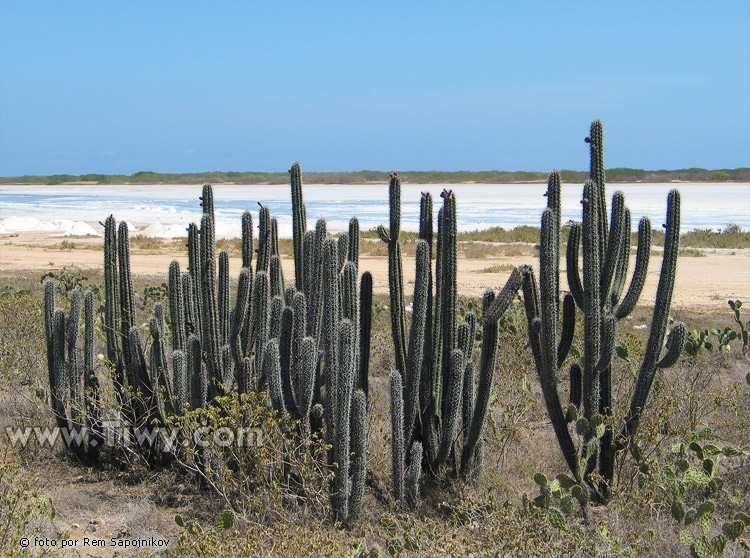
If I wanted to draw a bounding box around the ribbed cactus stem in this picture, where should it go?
[187,223,203,340]
[434,349,464,467]
[390,370,405,502]
[348,217,360,269]
[84,289,102,455]
[290,162,306,291]
[358,272,372,398]
[406,441,422,506]
[337,233,349,272]
[278,306,295,412]
[625,190,682,436]
[333,320,355,521]
[229,268,251,373]
[404,240,429,443]
[252,271,271,390]
[172,350,188,412]
[117,221,135,370]
[348,389,367,520]
[581,180,602,423]
[322,237,340,451]
[380,172,408,375]
[200,214,222,397]
[169,260,186,352]
[264,339,285,416]
[242,210,254,269]
[256,204,271,274]
[461,270,525,475]
[103,216,121,381]
[218,250,230,346]
[615,217,651,320]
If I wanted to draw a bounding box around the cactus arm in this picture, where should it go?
[569,363,582,410]
[337,233,349,272]
[610,207,632,307]
[187,223,203,340]
[348,217,360,269]
[523,267,580,479]
[587,120,607,263]
[199,214,222,398]
[565,223,585,310]
[382,172,408,375]
[615,217,651,320]
[358,272,373,399]
[200,183,214,217]
[600,192,626,307]
[623,190,681,439]
[264,339,285,416]
[539,209,559,382]
[103,216,122,382]
[229,268,251,374]
[277,305,295,411]
[295,336,317,420]
[117,221,136,372]
[242,210,254,269]
[252,271,271,391]
[290,162,306,291]
[218,250,230,346]
[557,294,576,369]
[322,238,340,455]
[291,291,308,411]
[168,261,186,352]
[433,349,464,467]
[404,240,429,444]
[655,321,686,369]
[256,204,271,275]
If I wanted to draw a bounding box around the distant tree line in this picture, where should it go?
[1,167,748,185]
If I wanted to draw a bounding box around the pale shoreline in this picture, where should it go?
[2,230,748,311]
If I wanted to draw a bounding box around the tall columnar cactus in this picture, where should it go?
[379,172,408,375]
[383,185,525,504]
[290,162,306,291]
[255,165,370,521]
[523,120,685,503]
[43,282,101,459]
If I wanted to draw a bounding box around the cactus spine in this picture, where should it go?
[524,120,685,503]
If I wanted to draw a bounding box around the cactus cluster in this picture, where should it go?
[43,282,102,459]
[40,121,687,519]
[381,174,525,504]
[261,163,371,522]
[522,120,685,503]
[46,165,371,521]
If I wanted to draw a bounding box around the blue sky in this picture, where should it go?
[1,0,748,175]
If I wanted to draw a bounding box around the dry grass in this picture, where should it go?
[1,273,749,557]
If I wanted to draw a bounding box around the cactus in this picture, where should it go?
[523,120,685,503]
[379,172,408,375]
[381,184,525,501]
[43,282,101,460]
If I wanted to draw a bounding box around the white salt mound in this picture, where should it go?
[137,222,188,238]
[53,221,101,237]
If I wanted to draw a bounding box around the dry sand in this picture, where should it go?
[2,230,749,311]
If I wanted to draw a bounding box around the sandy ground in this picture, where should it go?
[2,230,749,311]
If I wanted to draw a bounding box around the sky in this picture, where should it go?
[0,0,748,176]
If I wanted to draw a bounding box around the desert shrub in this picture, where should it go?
[166,393,332,524]
[0,463,55,557]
